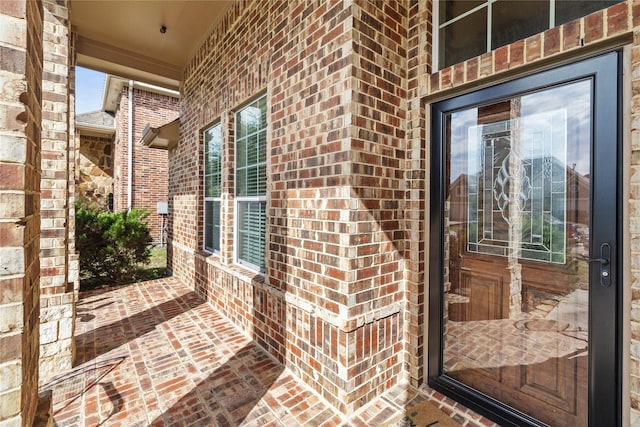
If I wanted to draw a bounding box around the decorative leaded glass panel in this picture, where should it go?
[466,110,567,263]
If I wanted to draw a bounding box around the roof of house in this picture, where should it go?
[76,110,115,137]
[77,110,115,128]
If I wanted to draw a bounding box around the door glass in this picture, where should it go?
[443,80,591,426]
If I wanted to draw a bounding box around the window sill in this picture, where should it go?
[197,251,265,285]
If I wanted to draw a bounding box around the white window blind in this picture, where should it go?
[235,95,267,272]
[204,123,222,253]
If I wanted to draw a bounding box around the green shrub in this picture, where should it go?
[76,203,152,287]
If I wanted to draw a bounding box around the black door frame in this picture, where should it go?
[427,51,622,427]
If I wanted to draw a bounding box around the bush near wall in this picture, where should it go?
[76,203,152,288]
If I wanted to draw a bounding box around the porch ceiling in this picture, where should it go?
[71,0,232,90]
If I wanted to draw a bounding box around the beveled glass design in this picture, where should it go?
[466,109,567,263]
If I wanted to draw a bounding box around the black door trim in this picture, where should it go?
[427,51,621,427]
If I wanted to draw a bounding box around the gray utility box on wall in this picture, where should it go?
[157,201,168,215]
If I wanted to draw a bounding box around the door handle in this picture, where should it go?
[594,243,611,287]
[579,243,611,286]
[587,257,609,266]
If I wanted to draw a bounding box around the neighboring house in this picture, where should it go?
[75,77,179,244]
[106,76,179,244]
[76,110,115,209]
[4,1,640,427]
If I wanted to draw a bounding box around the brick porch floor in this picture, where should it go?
[42,277,490,426]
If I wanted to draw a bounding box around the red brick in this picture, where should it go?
[0,277,23,304]
[0,163,24,190]
[585,10,604,43]
[479,52,493,77]
[429,72,440,92]
[0,222,23,246]
[525,33,542,62]
[544,26,560,56]
[634,1,640,27]
[440,66,452,88]
[163,0,640,423]
[0,2,43,424]
[453,62,465,85]
[607,2,629,36]
[0,45,26,75]
[494,46,508,72]
[562,20,581,50]
[0,0,26,18]
[466,57,479,81]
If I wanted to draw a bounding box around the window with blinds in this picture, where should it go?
[204,123,222,253]
[235,95,267,272]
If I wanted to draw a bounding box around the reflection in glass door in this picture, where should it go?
[429,53,620,426]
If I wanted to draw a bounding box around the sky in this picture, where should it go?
[76,67,106,114]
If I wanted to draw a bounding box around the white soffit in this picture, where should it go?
[71,0,232,88]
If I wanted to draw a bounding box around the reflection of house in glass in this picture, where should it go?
[450,166,589,259]
[456,110,588,264]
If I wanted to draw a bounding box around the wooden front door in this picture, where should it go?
[429,53,620,426]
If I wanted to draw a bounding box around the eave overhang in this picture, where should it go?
[75,123,115,138]
[141,118,180,150]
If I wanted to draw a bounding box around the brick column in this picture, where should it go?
[67,30,79,363]
[0,0,43,425]
[39,0,76,381]
[404,0,430,387]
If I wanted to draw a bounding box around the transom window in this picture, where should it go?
[437,0,620,69]
[235,95,267,272]
[204,123,222,253]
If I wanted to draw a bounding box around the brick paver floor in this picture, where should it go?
[43,277,488,427]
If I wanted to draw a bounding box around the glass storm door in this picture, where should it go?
[428,53,620,427]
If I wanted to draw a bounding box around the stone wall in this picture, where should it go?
[39,0,77,382]
[112,86,178,244]
[0,0,43,424]
[77,134,112,209]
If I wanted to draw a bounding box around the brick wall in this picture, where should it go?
[67,33,79,374]
[171,0,409,415]
[77,134,113,209]
[39,0,77,382]
[347,1,407,408]
[0,0,43,424]
[403,0,427,389]
[404,0,640,424]
[168,0,640,423]
[112,86,178,244]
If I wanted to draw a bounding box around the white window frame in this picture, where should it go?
[234,94,267,273]
[203,122,222,254]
